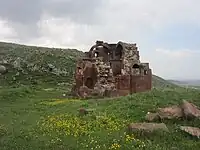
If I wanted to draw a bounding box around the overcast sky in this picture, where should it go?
[0,0,199,80]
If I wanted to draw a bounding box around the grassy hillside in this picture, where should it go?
[0,41,175,89]
[152,75,178,88]
[1,42,199,150]
[1,83,200,150]
[168,79,200,89]
[0,41,84,87]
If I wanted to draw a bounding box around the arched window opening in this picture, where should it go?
[132,64,140,68]
[77,67,82,73]
[144,70,148,75]
[49,68,53,72]
[94,52,99,57]
[132,64,140,75]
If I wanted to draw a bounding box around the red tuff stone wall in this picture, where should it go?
[130,69,152,93]
[115,75,130,90]
[71,41,153,98]
[115,75,131,96]
[114,69,152,96]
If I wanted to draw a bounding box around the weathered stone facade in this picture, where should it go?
[71,41,152,98]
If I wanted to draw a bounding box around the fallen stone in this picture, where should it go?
[157,105,183,119]
[128,123,169,133]
[181,100,200,119]
[78,108,95,116]
[146,101,200,121]
[0,65,7,74]
[145,112,160,122]
[180,126,200,138]
[78,86,93,98]
[145,105,183,121]
[78,108,88,116]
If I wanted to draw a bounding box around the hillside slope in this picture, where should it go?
[0,42,83,87]
[0,41,175,88]
[0,42,200,150]
[152,75,178,88]
[168,79,200,89]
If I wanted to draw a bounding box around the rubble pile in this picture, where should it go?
[93,58,116,97]
[144,100,200,138]
[145,100,200,121]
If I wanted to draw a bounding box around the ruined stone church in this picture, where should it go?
[71,40,152,98]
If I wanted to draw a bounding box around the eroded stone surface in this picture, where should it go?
[146,100,200,121]
[180,126,200,138]
[145,112,160,122]
[0,65,7,74]
[78,86,93,98]
[158,105,184,119]
[181,100,200,119]
[71,40,152,98]
[128,123,169,133]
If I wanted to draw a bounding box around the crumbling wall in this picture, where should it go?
[131,74,152,93]
[117,42,140,75]
[93,57,116,97]
[110,60,122,76]
[115,75,131,96]
[71,40,152,98]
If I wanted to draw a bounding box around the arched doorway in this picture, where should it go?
[85,77,94,89]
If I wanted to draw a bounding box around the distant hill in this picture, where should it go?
[168,79,200,86]
[152,75,178,88]
[0,41,176,88]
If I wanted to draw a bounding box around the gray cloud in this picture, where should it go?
[46,0,105,24]
[0,0,43,24]
[0,0,44,40]
[0,0,105,24]
[1,0,200,79]
[0,0,105,40]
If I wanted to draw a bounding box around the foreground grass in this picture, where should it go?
[0,86,200,150]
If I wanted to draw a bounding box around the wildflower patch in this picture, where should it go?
[0,124,8,137]
[36,113,146,149]
[38,113,126,137]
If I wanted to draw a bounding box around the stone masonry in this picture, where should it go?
[71,40,152,98]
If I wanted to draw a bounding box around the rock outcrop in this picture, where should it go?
[180,126,200,138]
[181,100,200,119]
[145,100,200,122]
[128,123,169,133]
[0,65,7,75]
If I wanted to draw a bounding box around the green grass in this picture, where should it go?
[0,41,84,87]
[0,85,200,150]
[0,41,200,149]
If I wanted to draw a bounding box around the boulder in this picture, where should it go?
[145,112,160,122]
[78,108,88,116]
[157,105,184,119]
[181,100,200,119]
[145,105,183,121]
[78,108,95,116]
[78,86,93,98]
[180,126,200,138]
[128,123,169,133]
[0,65,7,74]
[145,100,200,121]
